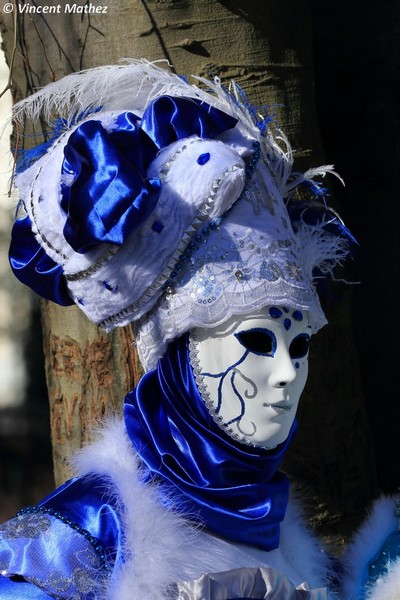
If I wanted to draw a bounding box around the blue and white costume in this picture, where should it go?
[3,60,391,600]
[0,336,332,599]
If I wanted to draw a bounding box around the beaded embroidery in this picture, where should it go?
[0,512,50,540]
[27,556,99,600]
[0,508,111,598]
[16,506,111,572]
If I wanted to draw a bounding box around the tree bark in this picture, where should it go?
[40,301,140,483]
[0,0,376,540]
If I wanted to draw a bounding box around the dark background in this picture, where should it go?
[312,1,400,492]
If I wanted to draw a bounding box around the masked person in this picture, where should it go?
[1,61,364,599]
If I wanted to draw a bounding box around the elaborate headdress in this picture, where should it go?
[9,60,350,371]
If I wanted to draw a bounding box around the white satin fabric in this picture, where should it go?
[172,566,328,599]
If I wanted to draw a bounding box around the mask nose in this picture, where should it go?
[269,348,297,388]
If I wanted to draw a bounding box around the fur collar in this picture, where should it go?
[72,419,331,599]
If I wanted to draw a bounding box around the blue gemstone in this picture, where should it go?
[269,307,283,319]
[151,220,164,233]
[210,217,222,229]
[197,152,210,165]
[295,362,300,369]
[284,318,292,331]
[293,310,303,321]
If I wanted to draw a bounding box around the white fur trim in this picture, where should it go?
[366,559,400,600]
[341,496,398,599]
[72,419,333,599]
[72,419,200,599]
[280,492,333,589]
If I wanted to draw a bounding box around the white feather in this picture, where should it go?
[12,59,335,201]
[294,219,350,282]
[13,60,186,124]
[13,60,246,128]
[303,165,345,186]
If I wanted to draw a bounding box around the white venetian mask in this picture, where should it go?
[189,306,311,449]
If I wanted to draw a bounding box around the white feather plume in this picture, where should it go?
[12,59,246,127]
[13,60,184,123]
[284,165,345,200]
[11,59,321,196]
[294,218,350,283]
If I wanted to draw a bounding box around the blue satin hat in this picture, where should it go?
[10,61,350,371]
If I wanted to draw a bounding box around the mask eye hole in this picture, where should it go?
[289,333,310,359]
[235,328,276,356]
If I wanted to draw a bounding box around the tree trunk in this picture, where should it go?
[40,301,140,482]
[0,0,376,541]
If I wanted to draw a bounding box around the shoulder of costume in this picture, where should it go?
[363,560,400,600]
